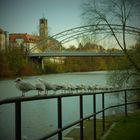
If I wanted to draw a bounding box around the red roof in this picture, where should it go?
[9,33,40,43]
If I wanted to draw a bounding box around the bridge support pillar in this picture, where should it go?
[29,57,45,71]
[41,58,45,71]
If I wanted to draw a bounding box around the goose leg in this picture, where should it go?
[22,92,25,97]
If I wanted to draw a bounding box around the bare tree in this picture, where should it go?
[82,0,140,72]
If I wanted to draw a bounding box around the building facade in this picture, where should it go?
[9,33,40,52]
[4,17,60,53]
[0,28,9,50]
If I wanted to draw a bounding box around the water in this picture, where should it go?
[0,71,133,140]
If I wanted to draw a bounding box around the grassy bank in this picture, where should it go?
[105,112,140,140]
[64,119,112,140]
[64,111,140,140]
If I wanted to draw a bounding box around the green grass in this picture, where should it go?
[65,119,112,140]
[64,112,140,140]
[105,113,140,140]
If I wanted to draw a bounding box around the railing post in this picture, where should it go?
[79,95,84,140]
[102,93,105,131]
[15,101,21,140]
[93,94,96,140]
[57,97,62,140]
[124,90,128,116]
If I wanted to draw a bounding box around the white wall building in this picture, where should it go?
[9,33,40,52]
[0,28,9,50]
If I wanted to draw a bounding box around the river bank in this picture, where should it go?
[64,111,140,140]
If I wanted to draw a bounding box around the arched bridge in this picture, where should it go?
[30,24,140,52]
[51,24,140,44]
[28,24,140,69]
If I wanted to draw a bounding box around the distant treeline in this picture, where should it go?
[0,47,40,78]
[43,43,124,73]
[0,42,139,78]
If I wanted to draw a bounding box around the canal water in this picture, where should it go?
[0,71,132,140]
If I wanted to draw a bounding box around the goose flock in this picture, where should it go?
[14,77,119,97]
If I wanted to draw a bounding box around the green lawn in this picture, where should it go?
[64,112,140,140]
[105,112,140,140]
[65,119,112,140]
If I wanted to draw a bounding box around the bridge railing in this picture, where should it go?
[28,51,124,58]
[0,88,140,140]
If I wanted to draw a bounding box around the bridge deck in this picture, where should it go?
[28,51,124,57]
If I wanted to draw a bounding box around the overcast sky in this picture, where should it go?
[0,0,140,48]
[0,0,86,35]
[1,0,140,34]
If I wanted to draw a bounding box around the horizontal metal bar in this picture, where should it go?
[39,129,61,140]
[96,101,140,115]
[40,119,83,140]
[39,100,140,139]
[0,88,140,105]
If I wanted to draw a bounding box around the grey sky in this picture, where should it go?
[0,0,85,35]
[0,0,139,39]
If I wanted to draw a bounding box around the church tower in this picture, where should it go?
[39,17,48,39]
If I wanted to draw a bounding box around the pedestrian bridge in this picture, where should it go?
[28,51,124,58]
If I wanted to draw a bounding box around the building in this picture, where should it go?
[0,28,9,50]
[9,17,48,52]
[8,17,61,53]
[35,17,61,52]
[9,33,40,52]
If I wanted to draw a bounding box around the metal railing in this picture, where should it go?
[28,51,124,58]
[0,88,140,140]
